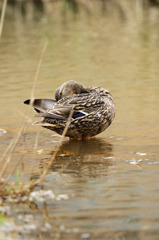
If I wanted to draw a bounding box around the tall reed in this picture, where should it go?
[0,0,7,39]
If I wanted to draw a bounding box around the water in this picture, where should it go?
[0,3,159,239]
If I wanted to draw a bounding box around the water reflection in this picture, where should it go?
[39,138,114,178]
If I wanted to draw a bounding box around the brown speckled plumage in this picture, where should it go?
[24,80,115,139]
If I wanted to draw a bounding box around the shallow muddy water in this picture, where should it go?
[0,3,159,239]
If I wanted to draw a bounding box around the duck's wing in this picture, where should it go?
[67,92,105,112]
[24,99,56,113]
[35,92,104,120]
[35,104,73,120]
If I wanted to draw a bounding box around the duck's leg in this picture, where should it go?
[82,136,88,141]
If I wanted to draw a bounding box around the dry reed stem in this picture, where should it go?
[16,109,32,123]
[0,0,7,39]
[29,109,73,190]
[1,107,72,195]
[4,121,28,183]
[5,154,22,183]
[0,122,25,182]
[20,158,24,190]
[28,41,48,183]
[30,41,48,106]
[29,128,41,179]
[0,138,14,163]
[4,42,48,192]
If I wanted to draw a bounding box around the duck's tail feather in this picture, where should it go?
[33,121,56,127]
[35,112,66,120]
[24,99,56,113]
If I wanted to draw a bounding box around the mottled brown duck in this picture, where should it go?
[24,80,115,139]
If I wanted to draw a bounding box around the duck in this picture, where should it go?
[24,80,115,139]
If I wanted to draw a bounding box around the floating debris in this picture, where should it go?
[0,129,7,136]
[29,190,69,203]
[56,194,69,201]
[37,149,44,154]
[0,205,10,215]
[116,137,123,141]
[136,152,147,156]
[104,156,114,159]
[81,233,91,239]
[18,214,33,223]
[8,195,29,203]
[129,160,139,165]
[0,220,37,234]
[148,161,159,165]
[129,159,142,165]
[109,136,114,139]
[0,218,52,235]
[29,190,55,202]
[42,222,52,231]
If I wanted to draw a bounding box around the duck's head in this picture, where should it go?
[55,80,88,101]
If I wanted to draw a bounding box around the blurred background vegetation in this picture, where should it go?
[1,0,159,22]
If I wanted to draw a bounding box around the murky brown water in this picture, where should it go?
[0,3,159,239]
